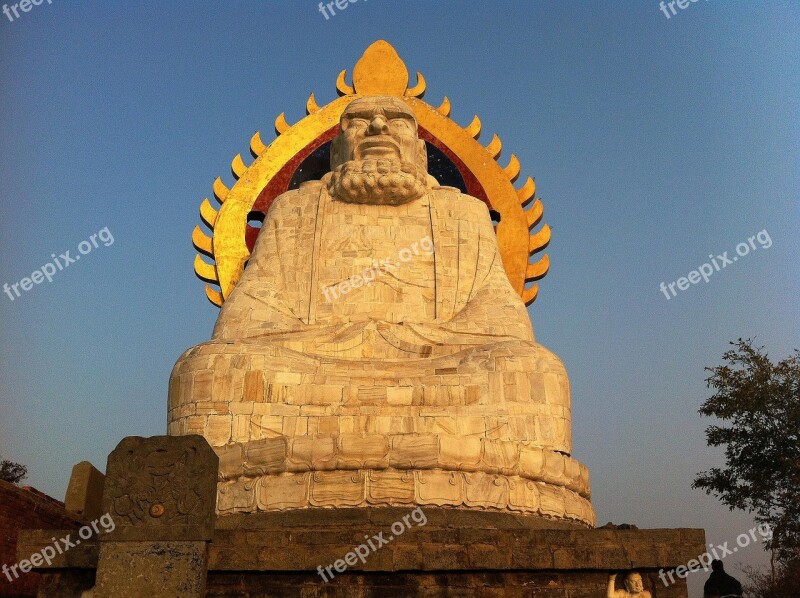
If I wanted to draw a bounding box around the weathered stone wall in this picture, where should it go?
[206,571,689,598]
[0,480,83,597]
[13,439,703,597]
[201,509,701,597]
[19,507,703,597]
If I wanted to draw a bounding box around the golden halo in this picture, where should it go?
[194,40,550,307]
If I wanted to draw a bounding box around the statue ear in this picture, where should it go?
[416,139,428,172]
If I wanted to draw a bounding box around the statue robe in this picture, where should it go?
[169,177,589,522]
[212,178,536,360]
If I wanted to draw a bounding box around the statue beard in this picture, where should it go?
[327,158,428,205]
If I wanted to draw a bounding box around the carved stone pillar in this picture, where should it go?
[92,435,218,597]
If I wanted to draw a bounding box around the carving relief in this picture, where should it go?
[102,435,218,541]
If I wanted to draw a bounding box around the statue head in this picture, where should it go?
[328,96,428,205]
[624,572,644,593]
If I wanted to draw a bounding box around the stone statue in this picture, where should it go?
[607,572,652,598]
[169,95,594,525]
[211,95,538,355]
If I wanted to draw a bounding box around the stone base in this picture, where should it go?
[206,571,682,597]
[93,541,207,597]
[21,508,704,597]
[217,467,595,528]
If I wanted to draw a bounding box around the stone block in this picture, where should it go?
[439,436,482,470]
[101,435,218,542]
[215,444,243,480]
[389,435,439,468]
[217,480,257,514]
[289,435,337,469]
[414,470,463,506]
[244,437,288,474]
[243,371,265,402]
[467,543,513,569]
[482,439,518,472]
[338,435,389,469]
[508,479,540,513]
[386,386,414,405]
[205,415,233,446]
[309,471,365,507]
[366,469,415,504]
[93,541,207,597]
[64,461,106,521]
[464,472,509,509]
[256,473,309,510]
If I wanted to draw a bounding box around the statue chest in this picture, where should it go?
[313,199,436,322]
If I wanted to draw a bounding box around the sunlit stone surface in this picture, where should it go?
[169,96,594,526]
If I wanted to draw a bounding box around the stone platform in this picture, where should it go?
[210,508,702,597]
[20,508,704,597]
[16,436,704,597]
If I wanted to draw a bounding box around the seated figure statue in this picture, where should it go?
[169,96,594,526]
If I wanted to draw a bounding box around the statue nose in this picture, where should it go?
[367,115,389,135]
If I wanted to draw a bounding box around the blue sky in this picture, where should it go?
[1,1,798,591]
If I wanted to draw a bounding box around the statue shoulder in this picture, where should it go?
[430,186,491,218]
[269,181,323,214]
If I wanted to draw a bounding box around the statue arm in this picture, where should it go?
[443,200,535,342]
[212,193,316,340]
[607,573,618,598]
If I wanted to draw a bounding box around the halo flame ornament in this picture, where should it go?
[193,40,551,307]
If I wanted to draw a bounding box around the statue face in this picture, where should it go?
[624,573,644,593]
[331,96,425,170]
[328,96,429,205]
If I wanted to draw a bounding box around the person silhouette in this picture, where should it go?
[703,560,743,598]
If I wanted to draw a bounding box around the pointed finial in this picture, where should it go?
[352,40,409,96]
